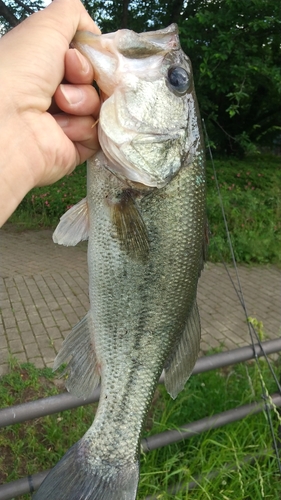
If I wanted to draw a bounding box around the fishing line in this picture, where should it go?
[202,117,281,384]
[202,118,281,475]
[202,126,281,391]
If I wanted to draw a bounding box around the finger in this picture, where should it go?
[1,0,101,105]
[36,113,100,187]
[54,114,99,153]
[54,83,100,117]
[64,48,94,84]
[37,0,101,42]
[75,141,100,165]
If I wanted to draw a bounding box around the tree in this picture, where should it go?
[0,0,44,33]
[81,0,281,156]
[1,0,280,156]
[82,0,163,33]
[178,0,281,155]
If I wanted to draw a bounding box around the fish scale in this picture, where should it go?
[34,23,206,500]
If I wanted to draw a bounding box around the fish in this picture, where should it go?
[33,23,206,500]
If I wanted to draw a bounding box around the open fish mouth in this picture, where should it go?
[72,25,193,188]
[72,24,180,99]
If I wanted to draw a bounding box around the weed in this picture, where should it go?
[6,154,281,264]
[206,154,281,263]
[247,317,266,341]
[0,359,280,498]
[8,165,87,229]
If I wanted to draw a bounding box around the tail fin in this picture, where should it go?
[33,439,139,500]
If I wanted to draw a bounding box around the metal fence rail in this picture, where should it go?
[0,392,280,500]
[1,338,280,429]
[0,338,280,499]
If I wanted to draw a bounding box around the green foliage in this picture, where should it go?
[247,317,265,341]
[178,0,281,155]
[1,0,280,154]
[8,154,281,265]
[81,0,281,156]
[8,164,87,229]
[0,0,44,34]
[0,358,280,498]
[0,361,96,492]
[83,0,161,33]
[138,359,281,499]
[206,154,281,263]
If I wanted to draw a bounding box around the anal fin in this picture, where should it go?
[164,300,201,399]
[53,312,100,399]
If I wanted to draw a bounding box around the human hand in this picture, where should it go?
[0,0,100,226]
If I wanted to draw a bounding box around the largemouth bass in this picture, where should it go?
[34,23,206,500]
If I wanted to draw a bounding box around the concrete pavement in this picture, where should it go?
[0,226,280,376]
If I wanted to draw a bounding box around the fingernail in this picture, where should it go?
[74,48,90,74]
[60,84,83,105]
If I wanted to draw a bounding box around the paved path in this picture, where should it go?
[0,226,280,376]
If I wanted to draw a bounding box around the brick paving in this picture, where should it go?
[0,226,280,377]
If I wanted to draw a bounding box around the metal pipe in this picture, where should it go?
[0,387,100,429]
[0,394,280,499]
[0,470,50,500]
[0,338,280,429]
[141,392,281,452]
[191,337,281,375]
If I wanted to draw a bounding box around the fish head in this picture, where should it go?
[72,25,202,188]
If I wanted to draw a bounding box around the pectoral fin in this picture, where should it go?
[53,312,100,399]
[111,190,149,261]
[164,300,201,399]
[53,198,89,246]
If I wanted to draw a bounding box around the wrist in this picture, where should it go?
[0,110,36,227]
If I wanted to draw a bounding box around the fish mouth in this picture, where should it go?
[72,25,185,188]
[72,25,180,101]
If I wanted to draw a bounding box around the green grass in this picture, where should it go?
[7,154,281,264]
[0,357,280,499]
[8,165,87,229]
[206,154,281,264]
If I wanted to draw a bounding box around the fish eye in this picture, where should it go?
[167,66,190,95]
